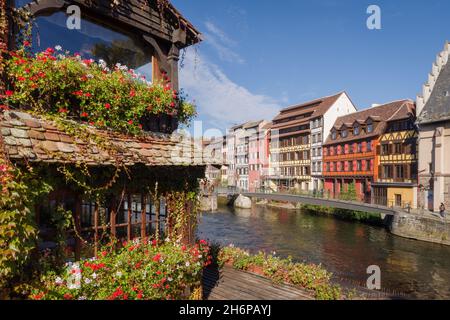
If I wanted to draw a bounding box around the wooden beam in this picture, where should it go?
[152,56,163,83]
[94,202,99,257]
[155,197,160,241]
[74,196,82,261]
[110,198,117,240]
[127,194,132,241]
[141,194,147,239]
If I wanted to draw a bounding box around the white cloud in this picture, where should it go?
[203,21,245,64]
[179,49,281,131]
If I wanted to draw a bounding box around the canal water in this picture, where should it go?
[197,204,450,299]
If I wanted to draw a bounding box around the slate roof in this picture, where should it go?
[417,46,450,124]
[271,92,346,130]
[0,110,220,167]
[324,100,415,145]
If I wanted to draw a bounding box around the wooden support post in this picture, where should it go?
[141,194,147,240]
[94,202,99,257]
[74,196,82,261]
[110,198,117,240]
[152,56,163,82]
[165,198,171,240]
[155,197,160,241]
[127,194,132,241]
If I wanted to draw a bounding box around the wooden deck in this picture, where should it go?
[202,266,314,300]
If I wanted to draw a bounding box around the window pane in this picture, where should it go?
[30,11,152,80]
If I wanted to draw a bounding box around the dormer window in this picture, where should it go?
[341,129,348,138]
[331,130,337,140]
[353,124,360,135]
[367,120,373,133]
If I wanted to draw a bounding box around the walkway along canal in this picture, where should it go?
[197,204,450,299]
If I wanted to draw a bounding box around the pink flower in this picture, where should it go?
[23,40,31,47]
[105,103,111,109]
[128,120,133,125]
[5,90,13,97]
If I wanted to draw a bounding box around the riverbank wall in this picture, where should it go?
[390,212,450,245]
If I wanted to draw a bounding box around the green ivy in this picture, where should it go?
[0,161,52,291]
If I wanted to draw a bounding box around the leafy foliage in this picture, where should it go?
[217,246,342,300]
[30,239,212,300]
[2,46,197,134]
[0,159,52,290]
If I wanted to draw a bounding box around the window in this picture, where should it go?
[367,120,373,133]
[382,144,390,155]
[395,165,404,179]
[394,143,402,154]
[28,11,153,79]
[341,129,348,138]
[357,160,362,171]
[366,141,372,152]
[357,142,362,153]
[331,130,337,140]
[318,147,322,156]
[348,161,353,171]
[354,124,360,135]
[383,165,393,179]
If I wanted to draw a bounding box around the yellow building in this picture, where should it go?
[372,101,418,209]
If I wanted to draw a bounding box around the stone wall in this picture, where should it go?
[390,212,450,246]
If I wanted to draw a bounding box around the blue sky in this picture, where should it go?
[173,0,450,135]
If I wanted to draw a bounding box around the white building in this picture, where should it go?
[310,92,357,192]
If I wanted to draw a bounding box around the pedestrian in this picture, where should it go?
[439,203,446,219]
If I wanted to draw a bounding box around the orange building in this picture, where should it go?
[322,100,414,203]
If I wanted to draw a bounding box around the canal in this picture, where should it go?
[197,204,450,299]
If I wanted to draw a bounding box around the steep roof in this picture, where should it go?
[417,41,450,125]
[324,100,414,145]
[271,92,345,130]
[0,110,219,167]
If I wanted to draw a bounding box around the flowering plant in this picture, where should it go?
[1,46,197,134]
[30,238,212,300]
[218,245,342,300]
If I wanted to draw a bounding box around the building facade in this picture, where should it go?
[416,41,450,212]
[269,92,356,192]
[204,136,226,185]
[226,123,244,188]
[372,102,418,208]
[248,121,271,192]
[323,100,413,203]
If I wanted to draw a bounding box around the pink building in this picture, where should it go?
[248,121,271,192]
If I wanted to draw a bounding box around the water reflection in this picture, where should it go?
[198,205,450,299]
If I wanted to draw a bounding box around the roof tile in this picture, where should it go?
[1,110,221,168]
